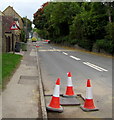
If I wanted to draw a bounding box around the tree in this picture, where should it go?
[23,17,32,32]
[21,29,26,42]
[22,17,32,41]
[33,2,114,54]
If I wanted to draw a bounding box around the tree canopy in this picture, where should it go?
[33,2,114,54]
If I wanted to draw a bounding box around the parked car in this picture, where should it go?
[43,40,50,43]
[32,37,37,42]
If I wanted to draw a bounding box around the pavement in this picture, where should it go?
[0,41,47,119]
[0,94,2,119]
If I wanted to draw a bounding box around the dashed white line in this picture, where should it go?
[70,55,81,61]
[63,52,68,55]
[83,62,108,72]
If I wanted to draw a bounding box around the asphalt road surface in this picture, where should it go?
[36,41,112,118]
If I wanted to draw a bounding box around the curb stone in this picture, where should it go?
[36,47,48,120]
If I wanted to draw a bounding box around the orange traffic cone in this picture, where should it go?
[46,78,63,112]
[63,72,76,97]
[80,79,99,111]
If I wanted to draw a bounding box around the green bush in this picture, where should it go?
[21,30,26,42]
[20,42,27,51]
[68,39,78,45]
[105,22,114,40]
[95,39,114,54]
[78,39,93,51]
[54,37,62,44]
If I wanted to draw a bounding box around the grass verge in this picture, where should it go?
[2,53,22,89]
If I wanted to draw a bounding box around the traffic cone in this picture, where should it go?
[80,79,99,111]
[63,72,76,97]
[46,78,63,112]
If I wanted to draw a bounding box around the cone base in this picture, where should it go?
[80,105,99,112]
[46,105,63,113]
[63,94,77,98]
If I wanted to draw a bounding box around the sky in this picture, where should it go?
[0,0,49,21]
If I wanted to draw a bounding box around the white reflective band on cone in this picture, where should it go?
[53,85,60,97]
[67,77,73,86]
[86,87,93,99]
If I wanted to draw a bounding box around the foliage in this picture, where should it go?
[23,17,32,32]
[21,29,26,42]
[95,39,113,54]
[105,22,114,40]
[33,2,114,54]
[95,22,114,54]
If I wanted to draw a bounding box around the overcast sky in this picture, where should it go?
[0,0,49,21]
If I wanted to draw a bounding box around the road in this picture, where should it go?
[37,41,112,118]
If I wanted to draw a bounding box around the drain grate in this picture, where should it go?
[18,75,38,85]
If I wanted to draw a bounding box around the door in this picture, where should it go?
[6,36,11,52]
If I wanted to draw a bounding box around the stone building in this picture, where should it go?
[0,11,4,53]
[1,6,24,52]
[3,6,23,31]
[2,15,14,52]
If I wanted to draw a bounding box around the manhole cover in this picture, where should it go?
[18,75,38,85]
[60,97,80,106]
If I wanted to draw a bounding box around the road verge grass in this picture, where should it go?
[2,53,22,89]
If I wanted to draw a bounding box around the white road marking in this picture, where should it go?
[83,62,108,72]
[86,62,108,71]
[30,49,36,56]
[70,55,81,60]
[63,52,68,55]
[56,49,61,52]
